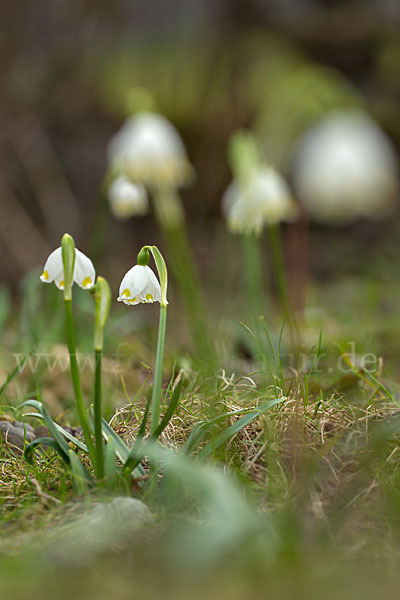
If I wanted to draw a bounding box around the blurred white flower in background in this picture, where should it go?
[108,175,149,220]
[292,110,399,223]
[108,112,194,189]
[222,166,298,235]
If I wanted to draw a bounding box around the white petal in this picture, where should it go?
[221,182,240,218]
[292,110,398,223]
[118,264,161,305]
[138,267,161,303]
[40,247,62,283]
[223,166,298,234]
[107,112,193,188]
[144,266,162,290]
[118,265,139,299]
[54,271,66,290]
[118,265,147,298]
[108,176,149,219]
[73,249,96,289]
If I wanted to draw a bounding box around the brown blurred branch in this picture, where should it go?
[269,1,398,43]
[11,113,81,239]
[0,177,51,274]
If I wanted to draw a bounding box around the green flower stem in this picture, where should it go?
[89,170,114,263]
[241,232,267,325]
[150,304,167,435]
[64,299,95,463]
[267,223,294,339]
[137,245,168,436]
[92,276,111,480]
[93,348,104,479]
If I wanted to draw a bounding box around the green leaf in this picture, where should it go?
[137,394,151,441]
[100,417,146,479]
[21,399,71,463]
[182,402,283,456]
[68,449,90,494]
[122,391,151,474]
[24,437,68,463]
[100,417,129,461]
[22,410,88,452]
[104,437,118,490]
[52,423,88,453]
[124,388,160,474]
[152,379,182,439]
[20,399,44,412]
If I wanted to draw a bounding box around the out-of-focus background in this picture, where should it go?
[2,0,400,291]
[3,5,400,599]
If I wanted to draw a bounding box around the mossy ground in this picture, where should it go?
[2,226,400,599]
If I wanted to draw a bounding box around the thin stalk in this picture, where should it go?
[267,225,289,314]
[89,172,112,263]
[150,305,167,436]
[153,187,216,370]
[267,224,290,314]
[94,349,104,479]
[241,232,266,324]
[64,299,95,463]
[267,224,297,346]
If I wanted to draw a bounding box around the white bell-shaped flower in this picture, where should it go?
[292,110,399,223]
[108,175,149,220]
[108,112,194,188]
[40,247,95,291]
[117,264,162,305]
[222,166,298,235]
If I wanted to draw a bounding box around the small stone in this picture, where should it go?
[34,425,49,439]
[12,420,35,436]
[0,420,35,454]
[95,496,154,531]
[47,497,154,565]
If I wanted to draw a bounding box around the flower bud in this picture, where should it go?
[61,234,76,300]
[94,276,111,351]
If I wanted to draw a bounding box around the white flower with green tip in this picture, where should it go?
[222,166,298,235]
[40,247,95,291]
[117,265,162,305]
[108,112,194,188]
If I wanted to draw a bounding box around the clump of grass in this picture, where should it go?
[3,234,400,600]
[1,352,400,600]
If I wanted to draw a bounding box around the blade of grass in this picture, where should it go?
[182,398,285,456]
[152,379,183,438]
[24,437,68,463]
[21,399,71,462]
[100,416,146,479]
[197,398,284,460]
[23,411,88,453]
[0,354,30,401]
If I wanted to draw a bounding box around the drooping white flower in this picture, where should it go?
[40,247,95,291]
[108,112,194,188]
[117,264,162,306]
[292,110,399,223]
[108,175,149,220]
[222,166,298,235]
